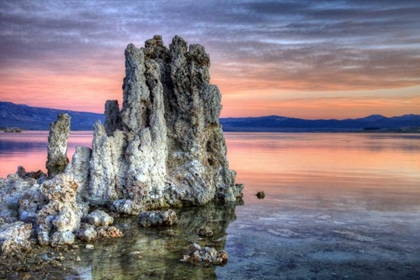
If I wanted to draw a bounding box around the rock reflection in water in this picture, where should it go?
[71,201,242,279]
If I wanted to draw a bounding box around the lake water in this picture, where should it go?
[1,131,420,279]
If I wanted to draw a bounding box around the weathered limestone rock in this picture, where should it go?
[96,226,124,239]
[138,209,178,227]
[0,221,32,255]
[180,243,228,265]
[76,224,97,242]
[65,146,91,201]
[67,35,243,209]
[46,113,71,178]
[36,174,88,246]
[0,174,44,223]
[87,209,114,227]
[111,199,142,215]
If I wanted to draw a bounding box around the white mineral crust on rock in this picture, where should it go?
[67,35,243,208]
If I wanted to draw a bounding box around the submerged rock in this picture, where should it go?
[256,191,265,199]
[46,113,71,178]
[180,243,228,265]
[138,209,178,227]
[197,225,214,237]
[96,226,124,239]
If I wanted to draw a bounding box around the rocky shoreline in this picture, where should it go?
[0,35,243,275]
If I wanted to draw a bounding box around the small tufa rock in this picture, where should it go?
[138,209,178,227]
[96,226,124,239]
[180,243,228,265]
[87,209,114,227]
[197,226,213,237]
[256,191,265,199]
[46,113,71,178]
[111,199,142,216]
[76,224,97,242]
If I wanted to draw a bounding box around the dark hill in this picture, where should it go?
[0,101,104,130]
[1,101,419,132]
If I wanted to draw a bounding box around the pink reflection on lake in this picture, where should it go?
[225,133,420,211]
[0,131,93,176]
[1,131,420,213]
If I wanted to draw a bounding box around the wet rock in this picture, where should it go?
[96,226,124,239]
[50,231,75,247]
[46,113,71,178]
[256,191,265,199]
[76,224,97,242]
[138,209,178,227]
[0,221,32,255]
[180,243,228,265]
[87,209,114,227]
[197,226,213,237]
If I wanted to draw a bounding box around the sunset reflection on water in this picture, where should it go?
[1,131,420,279]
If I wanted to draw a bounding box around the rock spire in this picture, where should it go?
[46,113,70,178]
[66,35,243,209]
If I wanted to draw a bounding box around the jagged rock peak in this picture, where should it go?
[46,113,70,178]
[67,35,243,208]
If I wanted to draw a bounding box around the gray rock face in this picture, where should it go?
[138,209,178,227]
[46,113,71,177]
[67,35,243,208]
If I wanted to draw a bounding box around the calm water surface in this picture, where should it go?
[1,131,419,279]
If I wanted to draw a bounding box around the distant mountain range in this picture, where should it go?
[220,115,420,132]
[1,101,420,132]
[0,101,104,130]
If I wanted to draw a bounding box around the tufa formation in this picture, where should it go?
[66,35,243,209]
[0,35,243,253]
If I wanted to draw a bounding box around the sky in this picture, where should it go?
[0,0,419,119]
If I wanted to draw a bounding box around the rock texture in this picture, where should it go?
[0,221,32,255]
[180,243,228,265]
[46,113,71,177]
[67,35,243,208]
[138,209,178,227]
[0,35,242,256]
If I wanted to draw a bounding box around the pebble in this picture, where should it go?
[85,244,94,249]
[76,256,81,262]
